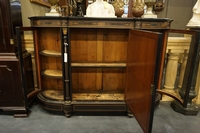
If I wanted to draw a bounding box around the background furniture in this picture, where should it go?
[0,0,37,117]
[170,28,200,115]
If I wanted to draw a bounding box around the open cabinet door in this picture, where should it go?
[125,30,163,133]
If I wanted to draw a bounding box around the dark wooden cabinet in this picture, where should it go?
[0,53,33,105]
[26,16,200,133]
[15,15,200,132]
[0,0,37,117]
[23,16,173,132]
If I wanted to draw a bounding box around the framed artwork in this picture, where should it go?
[30,0,51,7]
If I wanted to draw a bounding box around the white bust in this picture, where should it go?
[85,0,116,17]
[187,0,200,27]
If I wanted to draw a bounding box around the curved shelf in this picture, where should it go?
[42,90,64,101]
[42,69,62,78]
[71,63,126,68]
[40,50,61,57]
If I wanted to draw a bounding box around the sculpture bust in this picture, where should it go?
[187,0,200,27]
[85,0,116,17]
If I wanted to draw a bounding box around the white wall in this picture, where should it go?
[158,0,196,30]
[20,0,196,29]
[20,0,49,27]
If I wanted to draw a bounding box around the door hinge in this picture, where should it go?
[150,84,155,95]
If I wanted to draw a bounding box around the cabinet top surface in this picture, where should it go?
[29,16,172,21]
[29,16,173,29]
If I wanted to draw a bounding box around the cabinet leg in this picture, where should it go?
[127,108,133,118]
[64,112,72,118]
[63,101,72,118]
[14,109,31,118]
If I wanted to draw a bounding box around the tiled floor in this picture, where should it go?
[0,101,200,133]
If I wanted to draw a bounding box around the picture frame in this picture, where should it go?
[30,0,51,8]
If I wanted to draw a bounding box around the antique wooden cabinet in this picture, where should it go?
[22,16,172,133]
[0,0,37,117]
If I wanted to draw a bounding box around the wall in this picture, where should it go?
[158,0,196,30]
[20,0,49,87]
[21,0,196,29]
[20,0,49,27]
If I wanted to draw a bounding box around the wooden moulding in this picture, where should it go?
[68,19,134,29]
[29,17,172,29]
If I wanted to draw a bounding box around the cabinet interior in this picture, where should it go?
[70,28,128,101]
[39,28,129,101]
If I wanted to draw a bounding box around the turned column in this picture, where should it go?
[194,62,200,104]
[162,50,180,101]
[178,50,188,89]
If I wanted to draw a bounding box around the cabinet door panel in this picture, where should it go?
[0,62,23,106]
[125,30,163,133]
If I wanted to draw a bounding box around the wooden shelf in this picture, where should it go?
[42,90,64,101]
[71,63,126,68]
[42,69,62,78]
[42,90,124,101]
[73,92,124,101]
[40,50,61,57]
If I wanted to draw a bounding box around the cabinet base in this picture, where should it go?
[37,92,130,117]
[69,101,128,117]
[0,107,31,118]
[38,92,161,117]
[13,110,31,118]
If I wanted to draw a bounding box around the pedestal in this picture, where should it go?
[162,52,180,101]
[171,100,199,115]
[170,28,200,115]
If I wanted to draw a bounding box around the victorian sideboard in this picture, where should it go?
[17,16,172,132]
